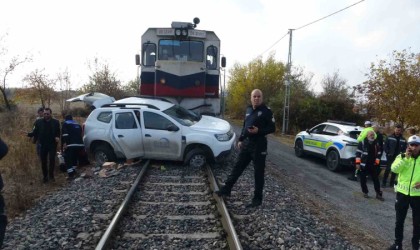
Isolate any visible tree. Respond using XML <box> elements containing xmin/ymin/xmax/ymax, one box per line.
<box><xmin>363</xmin><ymin>49</ymin><xmax>420</xmax><ymax>128</ymax></box>
<box><xmin>0</xmin><ymin>34</ymin><xmax>31</xmax><ymax>110</ymax></box>
<box><xmin>23</xmin><ymin>69</ymin><xmax>56</xmax><ymax>108</ymax></box>
<box><xmin>226</xmin><ymin>54</ymin><xmax>286</xmax><ymax>119</ymax></box>
<box><xmin>122</xmin><ymin>79</ymin><xmax>139</xmax><ymax>96</ymax></box>
<box><xmin>81</xmin><ymin>58</ymin><xmax>124</xmax><ymax>99</ymax></box>
<box><xmin>57</xmin><ymin>69</ymin><xmax>72</xmax><ymax>112</ymax></box>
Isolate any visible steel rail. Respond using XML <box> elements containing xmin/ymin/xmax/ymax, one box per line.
<box><xmin>205</xmin><ymin>165</ymin><xmax>242</xmax><ymax>250</ymax></box>
<box><xmin>95</xmin><ymin>159</ymin><xmax>150</xmax><ymax>250</ymax></box>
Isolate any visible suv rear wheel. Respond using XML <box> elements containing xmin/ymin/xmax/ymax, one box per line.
<box><xmin>93</xmin><ymin>145</ymin><xmax>116</xmax><ymax>167</ymax></box>
<box><xmin>185</xmin><ymin>148</ymin><xmax>207</xmax><ymax>168</ymax></box>
<box><xmin>326</xmin><ymin>150</ymin><xmax>341</xmax><ymax>172</ymax></box>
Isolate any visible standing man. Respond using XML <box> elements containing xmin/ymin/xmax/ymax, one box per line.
<box><xmin>61</xmin><ymin>114</ymin><xmax>85</xmax><ymax>180</ymax></box>
<box><xmin>355</xmin><ymin>130</ymin><xmax>384</xmax><ymax>200</ymax></box>
<box><xmin>383</xmin><ymin>125</ymin><xmax>407</xmax><ymax>188</ymax></box>
<box><xmin>388</xmin><ymin>135</ymin><xmax>420</xmax><ymax>250</ymax></box>
<box><xmin>26</xmin><ymin>107</ymin><xmax>44</xmax><ymax>158</ymax></box>
<box><xmin>32</xmin><ymin>108</ymin><xmax>61</xmax><ymax>183</ymax></box>
<box><xmin>0</xmin><ymin>137</ymin><xmax>8</xmax><ymax>248</ymax></box>
<box><xmin>215</xmin><ymin>89</ymin><xmax>276</xmax><ymax>208</ymax></box>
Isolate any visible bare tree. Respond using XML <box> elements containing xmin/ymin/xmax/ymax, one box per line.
<box><xmin>24</xmin><ymin>69</ymin><xmax>56</xmax><ymax>108</ymax></box>
<box><xmin>57</xmin><ymin>69</ymin><xmax>72</xmax><ymax>112</ymax></box>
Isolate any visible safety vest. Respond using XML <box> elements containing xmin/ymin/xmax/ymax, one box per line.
<box><xmin>392</xmin><ymin>155</ymin><xmax>420</xmax><ymax>196</ymax></box>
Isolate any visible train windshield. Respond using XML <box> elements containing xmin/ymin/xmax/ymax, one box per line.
<box><xmin>159</xmin><ymin>40</ymin><xmax>204</xmax><ymax>62</ymax></box>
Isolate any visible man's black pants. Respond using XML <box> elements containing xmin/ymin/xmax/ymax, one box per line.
<box><xmin>359</xmin><ymin>164</ymin><xmax>381</xmax><ymax>194</ymax></box>
<box><xmin>40</xmin><ymin>144</ymin><xmax>57</xmax><ymax>180</ymax></box>
<box><xmin>224</xmin><ymin>141</ymin><xmax>267</xmax><ymax>201</ymax></box>
<box><xmin>394</xmin><ymin>192</ymin><xmax>420</xmax><ymax>248</ymax></box>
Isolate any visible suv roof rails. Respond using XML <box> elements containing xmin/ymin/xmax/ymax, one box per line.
<box><xmin>327</xmin><ymin>120</ymin><xmax>357</xmax><ymax>126</ymax></box>
<box><xmin>101</xmin><ymin>103</ymin><xmax>159</xmax><ymax>110</ymax></box>
<box><xmin>123</xmin><ymin>95</ymin><xmax>172</xmax><ymax>103</ymax></box>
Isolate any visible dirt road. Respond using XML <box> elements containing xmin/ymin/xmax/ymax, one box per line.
<box><xmin>231</xmin><ymin>124</ymin><xmax>410</xmax><ymax>249</ymax></box>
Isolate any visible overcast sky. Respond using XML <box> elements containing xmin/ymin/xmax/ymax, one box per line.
<box><xmin>1</xmin><ymin>0</ymin><xmax>419</xmax><ymax>93</ymax></box>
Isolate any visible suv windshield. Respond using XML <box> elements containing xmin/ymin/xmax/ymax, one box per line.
<box><xmin>163</xmin><ymin>105</ymin><xmax>201</xmax><ymax>126</ymax></box>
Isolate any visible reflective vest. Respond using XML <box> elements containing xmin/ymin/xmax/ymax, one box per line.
<box><xmin>392</xmin><ymin>155</ymin><xmax>420</xmax><ymax>196</ymax></box>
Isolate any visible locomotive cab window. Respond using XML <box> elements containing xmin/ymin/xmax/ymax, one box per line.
<box><xmin>159</xmin><ymin>40</ymin><xmax>203</xmax><ymax>62</ymax></box>
<box><xmin>206</xmin><ymin>46</ymin><xmax>218</xmax><ymax>69</ymax></box>
<box><xmin>142</xmin><ymin>43</ymin><xmax>156</xmax><ymax>67</ymax></box>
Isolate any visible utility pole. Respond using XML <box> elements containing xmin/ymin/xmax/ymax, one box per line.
<box><xmin>282</xmin><ymin>29</ymin><xmax>293</xmax><ymax>135</ymax></box>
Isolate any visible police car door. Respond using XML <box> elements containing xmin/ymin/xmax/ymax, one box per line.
<box><xmin>112</xmin><ymin>110</ymin><xmax>144</xmax><ymax>159</ymax></box>
<box><xmin>141</xmin><ymin>110</ymin><xmax>183</xmax><ymax>160</ymax></box>
<box><xmin>305</xmin><ymin>124</ymin><xmax>327</xmax><ymax>156</ymax></box>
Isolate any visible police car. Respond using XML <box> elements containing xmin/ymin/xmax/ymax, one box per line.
<box><xmin>294</xmin><ymin>121</ymin><xmax>363</xmax><ymax>171</ymax></box>
<box><xmin>67</xmin><ymin>93</ymin><xmax>236</xmax><ymax>168</ymax></box>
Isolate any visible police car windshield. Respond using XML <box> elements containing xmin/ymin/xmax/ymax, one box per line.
<box><xmin>163</xmin><ymin>105</ymin><xmax>201</xmax><ymax>126</ymax></box>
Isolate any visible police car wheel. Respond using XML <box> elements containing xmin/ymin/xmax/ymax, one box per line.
<box><xmin>94</xmin><ymin>145</ymin><xmax>116</xmax><ymax>167</ymax></box>
<box><xmin>185</xmin><ymin>148</ymin><xmax>207</xmax><ymax>168</ymax></box>
<box><xmin>326</xmin><ymin>150</ymin><xmax>341</xmax><ymax>172</ymax></box>
<box><xmin>295</xmin><ymin>140</ymin><xmax>305</xmax><ymax>158</ymax></box>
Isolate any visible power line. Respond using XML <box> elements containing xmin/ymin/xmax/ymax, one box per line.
<box><xmin>295</xmin><ymin>0</ymin><xmax>365</xmax><ymax>31</ymax></box>
<box><xmin>258</xmin><ymin>0</ymin><xmax>365</xmax><ymax>57</ymax></box>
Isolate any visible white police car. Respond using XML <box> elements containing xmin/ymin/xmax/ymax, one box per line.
<box><xmin>294</xmin><ymin>121</ymin><xmax>363</xmax><ymax>171</ymax></box>
<box><xmin>67</xmin><ymin>93</ymin><xmax>235</xmax><ymax>168</ymax></box>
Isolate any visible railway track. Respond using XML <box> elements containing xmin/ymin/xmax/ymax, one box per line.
<box><xmin>96</xmin><ymin>160</ymin><xmax>242</xmax><ymax>250</ymax></box>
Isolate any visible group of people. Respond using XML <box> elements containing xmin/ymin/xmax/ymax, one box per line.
<box><xmin>27</xmin><ymin>107</ymin><xmax>86</xmax><ymax>183</ymax></box>
<box><xmin>352</xmin><ymin>120</ymin><xmax>420</xmax><ymax>250</ymax></box>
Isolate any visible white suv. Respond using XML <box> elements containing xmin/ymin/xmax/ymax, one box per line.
<box><xmin>294</xmin><ymin>121</ymin><xmax>363</xmax><ymax>171</ymax></box>
<box><xmin>70</xmin><ymin>94</ymin><xmax>235</xmax><ymax>168</ymax></box>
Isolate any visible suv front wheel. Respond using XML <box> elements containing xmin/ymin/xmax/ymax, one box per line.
<box><xmin>294</xmin><ymin>139</ymin><xmax>305</xmax><ymax>158</ymax></box>
<box><xmin>93</xmin><ymin>145</ymin><xmax>116</xmax><ymax>167</ymax></box>
<box><xmin>185</xmin><ymin>148</ymin><xmax>207</xmax><ymax>168</ymax></box>
<box><xmin>326</xmin><ymin>149</ymin><xmax>341</xmax><ymax>172</ymax></box>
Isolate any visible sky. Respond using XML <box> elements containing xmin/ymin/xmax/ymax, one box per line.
<box><xmin>1</xmin><ymin>0</ymin><xmax>419</xmax><ymax>93</ymax></box>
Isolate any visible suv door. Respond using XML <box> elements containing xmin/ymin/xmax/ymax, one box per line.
<box><xmin>112</xmin><ymin>110</ymin><xmax>144</xmax><ymax>159</ymax></box>
<box><xmin>141</xmin><ymin>110</ymin><xmax>183</xmax><ymax>160</ymax></box>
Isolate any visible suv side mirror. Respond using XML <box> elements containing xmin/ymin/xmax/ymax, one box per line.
<box><xmin>221</xmin><ymin>57</ymin><xmax>226</xmax><ymax>68</ymax></box>
<box><xmin>167</xmin><ymin>124</ymin><xmax>179</xmax><ymax>132</ymax></box>
<box><xmin>306</xmin><ymin>129</ymin><xmax>311</xmax><ymax>134</ymax></box>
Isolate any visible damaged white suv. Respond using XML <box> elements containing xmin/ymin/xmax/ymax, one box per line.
<box><xmin>69</xmin><ymin>93</ymin><xmax>235</xmax><ymax>167</ymax></box>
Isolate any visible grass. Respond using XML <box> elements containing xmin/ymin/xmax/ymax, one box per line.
<box><xmin>0</xmin><ymin>108</ymin><xmax>69</xmax><ymax>218</ymax></box>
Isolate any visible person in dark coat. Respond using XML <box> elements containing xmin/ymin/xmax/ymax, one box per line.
<box><xmin>383</xmin><ymin>125</ymin><xmax>407</xmax><ymax>187</ymax></box>
<box><xmin>61</xmin><ymin>114</ymin><xmax>85</xmax><ymax>179</ymax></box>
<box><xmin>32</xmin><ymin>108</ymin><xmax>61</xmax><ymax>183</ymax></box>
<box><xmin>215</xmin><ymin>89</ymin><xmax>276</xmax><ymax>208</ymax></box>
<box><xmin>355</xmin><ymin>130</ymin><xmax>384</xmax><ymax>201</ymax></box>
<box><xmin>0</xmin><ymin>137</ymin><xmax>9</xmax><ymax>248</ymax></box>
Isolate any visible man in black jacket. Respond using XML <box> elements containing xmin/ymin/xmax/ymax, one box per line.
<box><xmin>216</xmin><ymin>89</ymin><xmax>276</xmax><ymax>208</ymax></box>
<box><xmin>0</xmin><ymin>137</ymin><xmax>9</xmax><ymax>248</ymax></box>
<box><xmin>33</xmin><ymin>108</ymin><xmax>61</xmax><ymax>183</ymax></box>
<box><xmin>383</xmin><ymin>125</ymin><xmax>407</xmax><ymax>187</ymax></box>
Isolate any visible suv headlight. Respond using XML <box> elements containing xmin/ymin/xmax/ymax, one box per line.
<box><xmin>215</xmin><ymin>128</ymin><xmax>234</xmax><ymax>142</ymax></box>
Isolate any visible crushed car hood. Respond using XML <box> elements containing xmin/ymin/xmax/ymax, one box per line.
<box><xmin>191</xmin><ymin>115</ymin><xmax>231</xmax><ymax>133</ymax></box>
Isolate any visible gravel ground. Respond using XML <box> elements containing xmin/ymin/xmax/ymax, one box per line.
<box><xmin>3</xmin><ymin>154</ymin><xmax>364</xmax><ymax>250</ymax></box>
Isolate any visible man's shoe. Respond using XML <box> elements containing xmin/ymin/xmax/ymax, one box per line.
<box><xmin>376</xmin><ymin>192</ymin><xmax>385</xmax><ymax>201</ymax></box>
<box><xmin>387</xmin><ymin>243</ymin><xmax>402</xmax><ymax>250</ymax></box>
<box><xmin>215</xmin><ymin>186</ymin><xmax>231</xmax><ymax>197</ymax></box>
<box><xmin>246</xmin><ymin>199</ymin><xmax>262</xmax><ymax>208</ymax></box>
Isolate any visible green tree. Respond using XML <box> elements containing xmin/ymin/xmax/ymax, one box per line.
<box><xmin>226</xmin><ymin>54</ymin><xmax>286</xmax><ymax>119</ymax></box>
<box><xmin>364</xmin><ymin>49</ymin><xmax>420</xmax><ymax>128</ymax></box>
<box><xmin>81</xmin><ymin>58</ymin><xmax>124</xmax><ymax>99</ymax></box>
<box><xmin>122</xmin><ymin>79</ymin><xmax>139</xmax><ymax>96</ymax></box>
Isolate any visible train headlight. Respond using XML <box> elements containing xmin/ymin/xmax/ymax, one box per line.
<box><xmin>182</xmin><ymin>29</ymin><xmax>188</xmax><ymax>36</ymax></box>
<box><xmin>160</xmin><ymin>78</ymin><xmax>166</xmax><ymax>84</ymax></box>
<box><xmin>195</xmin><ymin>80</ymin><xmax>200</xmax><ymax>86</ymax></box>
<box><xmin>175</xmin><ymin>29</ymin><xmax>181</xmax><ymax>36</ymax></box>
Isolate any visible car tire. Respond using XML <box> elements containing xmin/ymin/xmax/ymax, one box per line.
<box><xmin>294</xmin><ymin>139</ymin><xmax>305</xmax><ymax>158</ymax></box>
<box><xmin>185</xmin><ymin>148</ymin><xmax>207</xmax><ymax>168</ymax></box>
<box><xmin>93</xmin><ymin>145</ymin><xmax>116</xmax><ymax>167</ymax></box>
<box><xmin>326</xmin><ymin>149</ymin><xmax>341</xmax><ymax>172</ymax></box>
